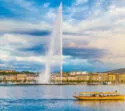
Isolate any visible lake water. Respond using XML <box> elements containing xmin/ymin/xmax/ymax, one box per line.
<box><xmin>0</xmin><ymin>85</ymin><xmax>125</xmax><ymax>111</ymax></box>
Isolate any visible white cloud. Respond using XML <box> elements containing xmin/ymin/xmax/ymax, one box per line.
<box><xmin>2</xmin><ymin>0</ymin><xmax>39</xmax><ymax>13</ymax></box>
<box><xmin>75</xmin><ymin>0</ymin><xmax>88</xmax><ymax>5</ymax></box>
<box><xmin>0</xmin><ymin>0</ymin><xmax>57</xmax><ymax>22</ymax></box>
<box><xmin>45</xmin><ymin>9</ymin><xmax>56</xmax><ymax>21</ymax></box>
<box><xmin>0</xmin><ymin>33</ymin><xmax>47</xmax><ymax>49</ymax></box>
<box><xmin>0</xmin><ymin>33</ymin><xmax>48</xmax><ymax>64</ymax></box>
<box><xmin>0</xmin><ymin>19</ymin><xmax>51</xmax><ymax>33</ymax></box>
<box><xmin>43</xmin><ymin>3</ymin><xmax>50</xmax><ymax>8</ymax></box>
<box><xmin>62</xmin><ymin>1</ymin><xmax>125</xmax><ymax>67</ymax></box>
<box><xmin>0</xmin><ymin>33</ymin><xmax>67</xmax><ymax>67</ymax></box>
<box><xmin>1</xmin><ymin>0</ymin><xmax>125</xmax><ymax>70</ymax></box>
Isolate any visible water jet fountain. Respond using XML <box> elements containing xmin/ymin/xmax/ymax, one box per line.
<box><xmin>38</xmin><ymin>3</ymin><xmax>63</xmax><ymax>84</ymax></box>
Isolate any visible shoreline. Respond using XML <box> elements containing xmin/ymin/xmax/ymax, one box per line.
<box><xmin>0</xmin><ymin>83</ymin><xmax>124</xmax><ymax>86</ymax></box>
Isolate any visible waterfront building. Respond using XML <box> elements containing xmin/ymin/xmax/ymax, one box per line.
<box><xmin>17</xmin><ymin>74</ymin><xmax>27</xmax><ymax>82</ymax></box>
<box><xmin>50</xmin><ymin>73</ymin><xmax>68</xmax><ymax>82</ymax></box>
<box><xmin>5</xmin><ymin>74</ymin><xmax>17</xmax><ymax>82</ymax></box>
<box><xmin>119</xmin><ymin>74</ymin><xmax>125</xmax><ymax>83</ymax></box>
<box><xmin>0</xmin><ymin>75</ymin><xmax>4</xmax><ymax>82</ymax></box>
<box><xmin>0</xmin><ymin>70</ymin><xmax>15</xmax><ymax>73</ymax></box>
<box><xmin>0</xmin><ymin>69</ymin><xmax>125</xmax><ymax>84</ymax></box>
<box><xmin>54</xmin><ymin>76</ymin><xmax>67</xmax><ymax>82</ymax></box>
<box><xmin>69</xmin><ymin>71</ymin><xmax>88</xmax><ymax>76</ymax></box>
<box><xmin>108</xmin><ymin>73</ymin><xmax>116</xmax><ymax>82</ymax></box>
<box><xmin>67</xmin><ymin>76</ymin><xmax>77</xmax><ymax>82</ymax></box>
<box><xmin>89</xmin><ymin>74</ymin><xmax>100</xmax><ymax>81</ymax></box>
<box><xmin>101</xmin><ymin>73</ymin><xmax>109</xmax><ymax>82</ymax></box>
<box><xmin>0</xmin><ymin>70</ymin><xmax>39</xmax><ymax>83</ymax></box>
<box><xmin>26</xmin><ymin>74</ymin><xmax>38</xmax><ymax>83</ymax></box>
<box><xmin>77</xmin><ymin>75</ymin><xmax>89</xmax><ymax>82</ymax></box>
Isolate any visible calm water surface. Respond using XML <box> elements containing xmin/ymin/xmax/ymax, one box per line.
<box><xmin>0</xmin><ymin>85</ymin><xmax>125</xmax><ymax>111</ymax></box>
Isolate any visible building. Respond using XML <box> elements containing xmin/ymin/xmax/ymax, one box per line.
<box><xmin>51</xmin><ymin>76</ymin><xmax>67</xmax><ymax>82</ymax></box>
<box><xmin>0</xmin><ymin>70</ymin><xmax>15</xmax><ymax>73</ymax></box>
<box><xmin>0</xmin><ymin>75</ymin><xmax>4</xmax><ymax>82</ymax></box>
<box><xmin>69</xmin><ymin>71</ymin><xmax>88</xmax><ymax>76</ymax></box>
<box><xmin>26</xmin><ymin>74</ymin><xmax>38</xmax><ymax>83</ymax></box>
<box><xmin>119</xmin><ymin>74</ymin><xmax>125</xmax><ymax>83</ymax></box>
<box><xmin>77</xmin><ymin>75</ymin><xmax>89</xmax><ymax>82</ymax></box>
<box><xmin>50</xmin><ymin>72</ymin><xmax>125</xmax><ymax>84</ymax></box>
<box><xmin>0</xmin><ymin>70</ymin><xmax>39</xmax><ymax>83</ymax></box>
<box><xmin>89</xmin><ymin>74</ymin><xmax>100</xmax><ymax>81</ymax></box>
<box><xmin>5</xmin><ymin>74</ymin><xmax>17</xmax><ymax>82</ymax></box>
<box><xmin>108</xmin><ymin>73</ymin><xmax>116</xmax><ymax>82</ymax></box>
<box><xmin>67</xmin><ymin>76</ymin><xmax>77</xmax><ymax>82</ymax></box>
<box><xmin>51</xmin><ymin>74</ymin><xmax>90</xmax><ymax>82</ymax></box>
<box><xmin>100</xmin><ymin>73</ymin><xmax>109</xmax><ymax>82</ymax></box>
<box><xmin>17</xmin><ymin>74</ymin><xmax>27</xmax><ymax>82</ymax></box>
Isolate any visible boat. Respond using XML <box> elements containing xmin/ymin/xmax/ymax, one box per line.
<box><xmin>103</xmin><ymin>82</ymin><xmax>112</xmax><ymax>85</ymax></box>
<box><xmin>87</xmin><ymin>82</ymin><xmax>100</xmax><ymax>85</ymax></box>
<box><xmin>73</xmin><ymin>91</ymin><xmax>125</xmax><ymax>100</ymax></box>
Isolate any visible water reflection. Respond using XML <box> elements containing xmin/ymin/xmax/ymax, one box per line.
<box><xmin>74</xmin><ymin>100</ymin><xmax>125</xmax><ymax>111</ymax></box>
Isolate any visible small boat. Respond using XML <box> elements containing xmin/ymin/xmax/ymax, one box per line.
<box><xmin>87</xmin><ymin>82</ymin><xmax>99</xmax><ymax>85</ymax></box>
<box><xmin>73</xmin><ymin>91</ymin><xmax>125</xmax><ymax>100</ymax></box>
<box><xmin>103</xmin><ymin>82</ymin><xmax>112</xmax><ymax>85</ymax></box>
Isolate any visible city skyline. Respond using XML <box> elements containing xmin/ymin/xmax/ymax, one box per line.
<box><xmin>0</xmin><ymin>0</ymin><xmax>125</xmax><ymax>72</ymax></box>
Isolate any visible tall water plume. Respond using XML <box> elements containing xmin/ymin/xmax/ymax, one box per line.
<box><xmin>38</xmin><ymin>3</ymin><xmax>63</xmax><ymax>83</ymax></box>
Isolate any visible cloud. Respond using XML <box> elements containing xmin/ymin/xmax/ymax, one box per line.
<box><xmin>0</xmin><ymin>33</ymin><xmax>49</xmax><ymax>64</ymax></box>
<box><xmin>43</xmin><ymin>3</ymin><xmax>50</xmax><ymax>8</ymax></box>
<box><xmin>62</xmin><ymin>0</ymin><xmax>125</xmax><ymax>69</ymax></box>
<box><xmin>63</xmin><ymin>56</ymin><xmax>109</xmax><ymax>72</ymax></box>
<box><xmin>0</xmin><ymin>33</ymin><xmax>67</xmax><ymax>71</ymax></box>
<box><xmin>75</xmin><ymin>0</ymin><xmax>88</xmax><ymax>5</ymax></box>
<box><xmin>0</xmin><ymin>0</ymin><xmax>125</xmax><ymax>72</ymax></box>
<box><xmin>1</xmin><ymin>0</ymin><xmax>39</xmax><ymax>15</ymax></box>
<box><xmin>63</xmin><ymin>48</ymin><xmax>106</xmax><ymax>59</ymax></box>
<box><xmin>0</xmin><ymin>19</ymin><xmax>51</xmax><ymax>33</ymax></box>
<box><xmin>0</xmin><ymin>0</ymin><xmax>58</xmax><ymax>22</ymax></box>
<box><xmin>0</xmin><ymin>35</ymin><xmax>46</xmax><ymax>72</ymax></box>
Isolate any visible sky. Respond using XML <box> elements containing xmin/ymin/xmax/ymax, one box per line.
<box><xmin>0</xmin><ymin>0</ymin><xmax>125</xmax><ymax>72</ymax></box>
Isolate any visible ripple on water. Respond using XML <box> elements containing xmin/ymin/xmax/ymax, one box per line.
<box><xmin>0</xmin><ymin>85</ymin><xmax>124</xmax><ymax>111</ymax></box>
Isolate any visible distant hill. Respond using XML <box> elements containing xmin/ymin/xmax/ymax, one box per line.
<box><xmin>104</xmin><ymin>68</ymin><xmax>125</xmax><ymax>74</ymax></box>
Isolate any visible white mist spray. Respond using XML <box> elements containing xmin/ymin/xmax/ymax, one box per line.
<box><xmin>38</xmin><ymin>3</ymin><xmax>63</xmax><ymax>83</ymax></box>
